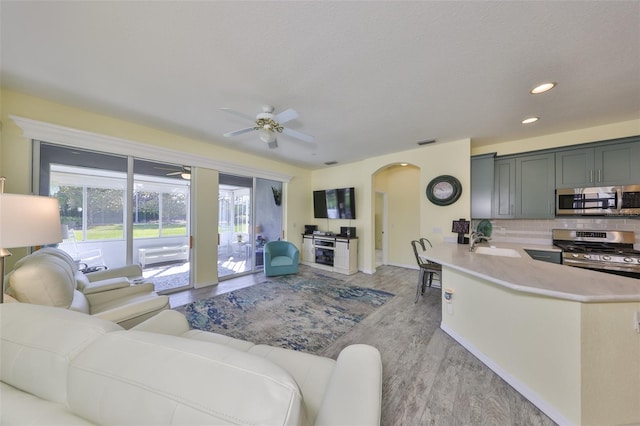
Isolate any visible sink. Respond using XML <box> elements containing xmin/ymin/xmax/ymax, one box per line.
<box><xmin>474</xmin><ymin>246</ymin><xmax>521</xmax><ymax>258</ymax></box>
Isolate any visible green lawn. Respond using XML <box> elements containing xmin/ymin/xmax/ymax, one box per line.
<box><xmin>77</xmin><ymin>224</ymin><xmax>187</xmax><ymax>240</ymax></box>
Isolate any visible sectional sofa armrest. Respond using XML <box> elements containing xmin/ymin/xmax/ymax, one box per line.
<box><xmin>85</xmin><ymin>264</ymin><xmax>143</xmax><ymax>281</ymax></box>
<box><xmin>84</xmin><ymin>282</ymin><xmax>157</xmax><ymax>305</ymax></box>
<box><xmin>314</xmin><ymin>344</ymin><xmax>383</xmax><ymax>426</ymax></box>
<box><xmin>78</xmin><ymin>276</ymin><xmax>131</xmax><ymax>295</ymax></box>
<box><xmin>131</xmin><ymin>310</ymin><xmax>191</xmax><ymax>335</ymax></box>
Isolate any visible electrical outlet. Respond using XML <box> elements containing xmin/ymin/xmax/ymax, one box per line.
<box><xmin>635</xmin><ymin>312</ymin><xmax>640</xmax><ymax>334</ymax></box>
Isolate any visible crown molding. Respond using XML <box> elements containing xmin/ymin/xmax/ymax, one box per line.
<box><xmin>9</xmin><ymin>115</ymin><xmax>293</xmax><ymax>182</ymax></box>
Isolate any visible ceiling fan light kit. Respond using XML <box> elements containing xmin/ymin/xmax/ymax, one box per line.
<box><xmin>221</xmin><ymin>105</ymin><xmax>314</xmax><ymax>149</ymax></box>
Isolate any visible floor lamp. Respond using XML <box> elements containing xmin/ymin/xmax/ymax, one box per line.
<box><xmin>0</xmin><ymin>184</ymin><xmax>62</xmax><ymax>303</ymax></box>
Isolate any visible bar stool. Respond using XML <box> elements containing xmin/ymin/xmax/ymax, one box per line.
<box><xmin>411</xmin><ymin>239</ymin><xmax>442</xmax><ymax>302</ymax></box>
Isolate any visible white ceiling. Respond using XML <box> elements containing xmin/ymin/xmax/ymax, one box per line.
<box><xmin>2</xmin><ymin>1</ymin><xmax>639</xmax><ymax>169</ymax></box>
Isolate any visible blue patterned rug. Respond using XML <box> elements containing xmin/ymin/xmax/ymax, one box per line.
<box><xmin>175</xmin><ymin>272</ymin><xmax>394</xmax><ymax>353</ymax></box>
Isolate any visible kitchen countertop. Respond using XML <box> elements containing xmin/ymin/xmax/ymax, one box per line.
<box><xmin>421</xmin><ymin>242</ymin><xmax>640</xmax><ymax>303</ymax></box>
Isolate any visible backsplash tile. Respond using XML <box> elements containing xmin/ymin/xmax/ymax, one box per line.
<box><xmin>474</xmin><ymin>218</ymin><xmax>640</xmax><ymax>248</ymax></box>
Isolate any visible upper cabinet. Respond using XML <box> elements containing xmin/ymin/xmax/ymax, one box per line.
<box><xmin>471</xmin><ymin>135</ymin><xmax>639</xmax><ymax>220</ymax></box>
<box><xmin>556</xmin><ymin>138</ymin><xmax>640</xmax><ymax>188</ymax></box>
<box><xmin>492</xmin><ymin>153</ymin><xmax>555</xmax><ymax>219</ymax></box>
<box><xmin>515</xmin><ymin>153</ymin><xmax>555</xmax><ymax>218</ymax></box>
<box><xmin>493</xmin><ymin>158</ymin><xmax>515</xmax><ymax>218</ymax></box>
<box><xmin>471</xmin><ymin>153</ymin><xmax>495</xmax><ymax>219</ymax></box>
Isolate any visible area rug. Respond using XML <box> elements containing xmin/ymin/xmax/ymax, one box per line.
<box><xmin>175</xmin><ymin>272</ymin><xmax>394</xmax><ymax>353</ymax></box>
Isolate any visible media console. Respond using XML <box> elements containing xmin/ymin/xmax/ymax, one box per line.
<box><xmin>301</xmin><ymin>234</ymin><xmax>358</xmax><ymax>275</ymax></box>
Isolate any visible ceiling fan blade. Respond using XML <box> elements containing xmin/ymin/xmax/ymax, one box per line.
<box><xmin>282</xmin><ymin>127</ymin><xmax>314</xmax><ymax>143</ymax></box>
<box><xmin>220</xmin><ymin>108</ymin><xmax>255</xmax><ymax>122</ymax></box>
<box><xmin>224</xmin><ymin>127</ymin><xmax>255</xmax><ymax>138</ymax></box>
<box><xmin>275</xmin><ymin>108</ymin><xmax>299</xmax><ymax>124</ymax></box>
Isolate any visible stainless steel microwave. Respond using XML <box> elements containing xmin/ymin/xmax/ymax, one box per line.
<box><xmin>556</xmin><ymin>185</ymin><xmax>640</xmax><ymax>216</ymax></box>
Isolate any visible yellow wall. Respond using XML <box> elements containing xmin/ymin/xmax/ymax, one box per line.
<box><xmin>310</xmin><ymin>138</ymin><xmax>471</xmax><ymax>273</ymax></box>
<box><xmin>373</xmin><ymin>165</ymin><xmax>420</xmax><ymax>267</ymax></box>
<box><xmin>2</xmin><ymin>88</ymin><xmax>638</xmax><ymax>276</ymax></box>
<box><xmin>472</xmin><ymin>118</ymin><xmax>640</xmax><ymax>157</ymax></box>
<box><xmin>0</xmin><ymin>89</ymin><xmax>311</xmax><ymax>273</ymax></box>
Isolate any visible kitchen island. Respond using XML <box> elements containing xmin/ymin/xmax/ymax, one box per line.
<box><xmin>422</xmin><ymin>242</ymin><xmax>640</xmax><ymax>426</ymax></box>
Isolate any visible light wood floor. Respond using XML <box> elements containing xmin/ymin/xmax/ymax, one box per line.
<box><xmin>169</xmin><ymin>265</ymin><xmax>556</xmax><ymax>426</ymax></box>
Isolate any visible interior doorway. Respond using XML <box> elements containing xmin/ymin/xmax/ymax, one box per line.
<box><xmin>375</xmin><ymin>191</ymin><xmax>386</xmax><ymax>266</ymax></box>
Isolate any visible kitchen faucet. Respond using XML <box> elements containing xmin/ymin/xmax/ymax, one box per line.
<box><xmin>469</xmin><ymin>232</ymin><xmax>492</xmax><ymax>252</ymax></box>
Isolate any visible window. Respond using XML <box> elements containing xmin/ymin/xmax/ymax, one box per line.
<box><xmin>51</xmin><ymin>164</ymin><xmax>126</xmax><ymax>241</ymax></box>
<box><xmin>39</xmin><ymin>144</ymin><xmax>191</xmax><ymax>293</ymax></box>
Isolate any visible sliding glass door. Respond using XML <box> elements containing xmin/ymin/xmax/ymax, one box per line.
<box><xmin>132</xmin><ymin>159</ymin><xmax>191</xmax><ymax>292</ymax></box>
<box><xmin>38</xmin><ymin>143</ymin><xmax>192</xmax><ymax>293</ymax></box>
<box><xmin>218</xmin><ymin>174</ymin><xmax>253</xmax><ymax>279</ymax></box>
<box><xmin>217</xmin><ymin>174</ymin><xmax>283</xmax><ymax>279</ymax></box>
<box><xmin>254</xmin><ymin>178</ymin><xmax>283</xmax><ymax>269</ymax></box>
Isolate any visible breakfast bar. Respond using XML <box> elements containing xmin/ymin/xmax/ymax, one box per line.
<box><xmin>422</xmin><ymin>242</ymin><xmax>640</xmax><ymax>426</ymax></box>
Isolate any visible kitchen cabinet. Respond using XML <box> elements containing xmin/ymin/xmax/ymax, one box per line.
<box><xmin>555</xmin><ymin>138</ymin><xmax>640</xmax><ymax>188</ymax></box>
<box><xmin>471</xmin><ymin>153</ymin><xmax>495</xmax><ymax>219</ymax></box>
<box><xmin>493</xmin><ymin>153</ymin><xmax>555</xmax><ymax>219</ymax></box>
<box><xmin>515</xmin><ymin>153</ymin><xmax>555</xmax><ymax>218</ymax></box>
<box><xmin>523</xmin><ymin>248</ymin><xmax>562</xmax><ymax>264</ymax></box>
<box><xmin>492</xmin><ymin>158</ymin><xmax>515</xmax><ymax>218</ymax></box>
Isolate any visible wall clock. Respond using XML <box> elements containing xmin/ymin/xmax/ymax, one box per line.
<box><xmin>426</xmin><ymin>175</ymin><xmax>462</xmax><ymax>206</ymax></box>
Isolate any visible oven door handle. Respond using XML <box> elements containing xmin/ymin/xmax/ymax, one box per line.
<box><xmin>616</xmin><ymin>187</ymin><xmax>623</xmax><ymax>214</ymax></box>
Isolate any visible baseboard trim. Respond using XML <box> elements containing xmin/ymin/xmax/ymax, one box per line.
<box><xmin>440</xmin><ymin>322</ymin><xmax>573</xmax><ymax>426</ymax></box>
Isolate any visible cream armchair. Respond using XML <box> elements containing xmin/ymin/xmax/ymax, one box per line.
<box><xmin>4</xmin><ymin>248</ymin><xmax>169</xmax><ymax>328</ymax></box>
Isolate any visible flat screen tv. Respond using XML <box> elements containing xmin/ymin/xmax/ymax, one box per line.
<box><xmin>313</xmin><ymin>187</ymin><xmax>356</xmax><ymax>219</ymax></box>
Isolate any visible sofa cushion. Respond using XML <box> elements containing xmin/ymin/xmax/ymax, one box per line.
<box><xmin>272</xmin><ymin>255</ymin><xmax>295</xmax><ymax>266</ymax></box>
<box><xmin>67</xmin><ymin>330</ymin><xmax>309</xmax><ymax>425</ymax></box>
<box><xmin>183</xmin><ymin>329</ymin><xmax>257</xmax><ymax>352</ymax></box>
<box><xmin>249</xmin><ymin>344</ymin><xmax>336</xmax><ymax>425</ymax></box>
<box><xmin>0</xmin><ymin>304</ymin><xmax>122</xmax><ymax>404</ymax></box>
<box><xmin>0</xmin><ymin>382</ymin><xmax>93</xmax><ymax>426</ymax></box>
<box><xmin>7</xmin><ymin>255</ymin><xmax>75</xmax><ymax>308</ymax></box>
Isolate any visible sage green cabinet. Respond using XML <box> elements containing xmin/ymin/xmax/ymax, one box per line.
<box><xmin>493</xmin><ymin>158</ymin><xmax>515</xmax><ymax>218</ymax></box>
<box><xmin>493</xmin><ymin>153</ymin><xmax>555</xmax><ymax>219</ymax></box>
<box><xmin>471</xmin><ymin>153</ymin><xmax>495</xmax><ymax>219</ymax></box>
<box><xmin>515</xmin><ymin>153</ymin><xmax>555</xmax><ymax>218</ymax></box>
<box><xmin>555</xmin><ymin>139</ymin><xmax>640</xmax><ymax>188</ymax></box>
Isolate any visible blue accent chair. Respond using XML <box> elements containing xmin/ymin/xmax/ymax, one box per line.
<box><xmin>263</xmin><ymin>241</ymin><xmax>299</xmax><ymax>277</ymax></box>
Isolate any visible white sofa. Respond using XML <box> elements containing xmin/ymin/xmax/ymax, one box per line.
<box><xmin>4</xmin><ymin>247</ymin><xmax>169</xmax><ymax>329</ymax></box>
<box><xmin>0</xmin><ymin>303</ymin><xmax>383</xmax><ymax>425</ymax></box>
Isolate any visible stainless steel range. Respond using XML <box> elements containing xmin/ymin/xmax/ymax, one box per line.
<box><xmin>552</xmin><ymin>229</ymin><xmax>640</xmax><ymax>277</ymax></box>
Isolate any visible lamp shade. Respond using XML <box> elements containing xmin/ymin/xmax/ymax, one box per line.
<box><xmin>0</xmin><ymin>193</ymin><xmax>62</xmax><ymax>248</ymax></box>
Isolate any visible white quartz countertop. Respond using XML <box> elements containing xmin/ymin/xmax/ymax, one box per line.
<box><xmin>422</xmin><ymin>242</ymin><xmax>640</xmax><ymax>303</ymax></box>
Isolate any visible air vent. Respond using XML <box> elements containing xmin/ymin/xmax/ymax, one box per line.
<box><xmin>417</xmin><ymin>139</ymin><xmax>436</xmax><ymax>146</ymax></box>
<box><xmin>324</xmin><ymin>161</ymin><xmax>338</xmax><ymax>165</ymax></box>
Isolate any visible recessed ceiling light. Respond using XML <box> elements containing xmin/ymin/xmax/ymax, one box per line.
<box><xmin>522</xmin><ymin>117</ymin><xmax>539</xmax><ymax>124</ymax></box>
<box><xmin>400</xmin><ymin>163</ymin><xmax>408</xmax><ymax>166</ymax></box>
<box><xmin>530</xmin><ymin>82</ymin><xmax>556</xmax><ymax>94</ymax></box>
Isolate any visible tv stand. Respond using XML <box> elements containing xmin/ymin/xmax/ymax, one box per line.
<box><xmin>301</xmin><ymin>234</ymin><xmax>358</xmax><ymax>275</ymax></box>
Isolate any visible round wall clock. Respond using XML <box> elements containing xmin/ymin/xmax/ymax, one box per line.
<box><xmin>426</xmin><ymin>175</ymin><xmax>462</xmax><ymax>206</ymax></box>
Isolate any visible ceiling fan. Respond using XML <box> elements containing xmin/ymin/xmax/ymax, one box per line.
<box><xmin>221</xmin><ymin>105</ymin><xmax>314</xmax><ymax>149</ymax></box>
<box><xmin>157</xmin><ymin>166</ymin><xmax>191</xmax><ymax>180</ymax></box>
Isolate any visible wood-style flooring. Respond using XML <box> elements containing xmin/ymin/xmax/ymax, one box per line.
<box><xmin>168</xmin><ymin>265</ymin><xmax>556</xmax><ymax>426</ymax></box>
